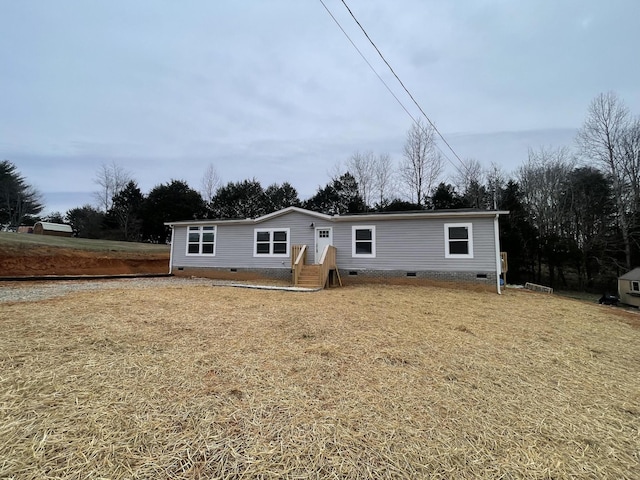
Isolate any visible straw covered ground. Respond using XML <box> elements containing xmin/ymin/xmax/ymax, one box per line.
<box><xmin>1</xmin><ymin>280</ymin><xmax>639</xmax><ymax>479</ymax></box>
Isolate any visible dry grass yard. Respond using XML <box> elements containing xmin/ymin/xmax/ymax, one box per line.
<box><xmin>1</xmin><ymin>281</ymin><xmax>639</xmax><ymax>479</ymax></box>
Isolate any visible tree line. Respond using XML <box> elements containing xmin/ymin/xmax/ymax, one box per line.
<box><xmin>2</xmin><ymin>92</ymin><xmax>639</xmax><ymax>291</ymax></box>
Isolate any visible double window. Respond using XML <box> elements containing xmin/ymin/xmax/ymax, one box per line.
<box><xmin>187</xmin><ymin>226</ymin><xmax>216</xmax><ymax>255</ymax></box>
<box><xmin>352</xmin><ymin>226</ymin><xmax>376</xmax><ymax>258</ymax></box>
<box><xmin>254</xmin><ymin>228</ymin><xmax>289</xmax><ymax>257</ymax></box>
<box><xmin>444</xmin><ymin>223</ymin><xmax>473</xmax><ymax>258</ymax></box>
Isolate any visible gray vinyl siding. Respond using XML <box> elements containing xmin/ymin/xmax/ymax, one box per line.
<box><xmin>333</xmin><ymin>217</ymin><xmax>496</xmax><ymax>272</ymax></box>
<box><xmin>171</xmin><ymin>211</ymin><xmax>319</xmax><ymax>269</ymax></box>
<box><xmin>170</xmin><ymin>212</ymin><xmax>498</xmax><ymax>273</ymax></box>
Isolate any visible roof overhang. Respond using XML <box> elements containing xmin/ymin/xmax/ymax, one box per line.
<box><xmin>332</xmin><ymin>210</ymin><xmax>510</xmax><ymax>222</ymax></box>
<box><xmin>165</xmin><ymin>207</ymin><xmax>510</xmax><ymax>227</ymax></box>
<box><xmin>619</xmin><ymin>267</ymin><xmax>640</xmax><ymax>280</ymax></box>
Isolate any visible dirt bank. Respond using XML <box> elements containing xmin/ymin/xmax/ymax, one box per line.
<box><xmin>0</xmin><ymin>246</ymin><xmax>169</xmax><ymax>276</ymax></box>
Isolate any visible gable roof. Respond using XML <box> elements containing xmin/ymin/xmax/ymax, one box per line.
<box><xmin>619</xmin><ymin>268</ymin><xmax>640</xmax><ymax>280</ymax></box>
<box><xmin>34</xmin><ymin>221</ymin><xmax>73</xmax><ymax>233</ymax></box>
<box><xmin>165</xmin><ymin>207</ymin><xmax>509</xmax><ymax>227</ymax></box>
<box><xmin>253</xmin><ymin>206</ymin><xmax>333</xmax><ymax>223</ymax></box>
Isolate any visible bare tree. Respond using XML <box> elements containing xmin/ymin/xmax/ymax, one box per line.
<box><xmin>94</xmin><ymin>161</ymin><xmax>132</xmax><ymax>212</ymax></box>
<box><xmin>400</xmin><ymin>119</ymin><xmax>443</xmax><ymax>206</ymax></box>
<box><xmin>345</xmin><ymin>151</ymin><xmax>375</xmax><ymax>209</ymax></box>
<box><xmin>372</xmin><ymin>153</ymin><xmax>396</xmax><ymax>207</ymax></box>
<box><xmin>326</xmin><ymin>161</ymin><xmax>344</xmax><ymax>183</ymax></box>
<box><xmin>200</xmin><ymin>163</ymin><xmax>221</xmax><ymax>204</ymax></box>
<box><xmin>518</xmin><ymin>146</ymin><xmax>573</xmax><ymax>285</ymax></box>
<box><xmin>576</xmin><ymin>92</ymin><xmax>633</xmax><ymax>269</ymax></box>
<box><xmin>485</xmin><ymin>162</ymin><xmax>506</xmax><ymax>209</ymax></box>
<box><xmin>453</xmin><ymin>158</ymin><xmax>483</xmax><ymax>193</ymax></box>
<box><xmin>453</xmin><ymin>158</ymin><xmax>486</xmax><ymax>208</ymax></box>
<box><xmin>621</xmin><ymin>118</ymin><xmax>640</xmax><ymax>218</ymax></box>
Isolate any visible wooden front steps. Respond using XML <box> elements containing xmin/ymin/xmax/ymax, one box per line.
<box><xmin>297</xmin><ymin>264</ymin><xmax>322</xmax><ymax>288</ymax></box>
<box><xmin>291</xmin><ymin>244</ymin><xmax>342</xmax><ymax>289</ymax></box>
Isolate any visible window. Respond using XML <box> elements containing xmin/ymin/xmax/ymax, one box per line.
<box><xmin>444</xmin><ymin>223</ymin><xmax>473</xmax><ymax>258</ymax></box>
<box><xmin>187</xmin><ymin>226</ymin><xmax>216</xmax><ymax>255</ymax></box>
<box><xmin>352</xmin><ymin>226</ymin><xmax>376</xmax><ymax>258</ymax></box>
<box><xmin>631</xmin><ymin>281</ymin><xmax>640</xmax><ymax>292</ymax></box>
<box><xmin>254</xmin><ymin>228</ymin><xmax>289</xmax><ymax>257</ymax></box>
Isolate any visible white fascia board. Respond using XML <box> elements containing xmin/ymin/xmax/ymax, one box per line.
<box><xmin>164</xmin><ymin>219</ymin><xmax>253</xmax><ymax>227</ymax></box>
<box><xmin>253</xmin><ymin>207</ymin><xmax>333</xmax><ymax>223</ymax></box>
<box><xmin>333</xmin><ymin>210</ymin><xmax>510</xmax><ymax>222</ymax></box>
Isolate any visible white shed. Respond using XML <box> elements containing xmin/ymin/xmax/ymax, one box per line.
<box><xmin>618</xmin><ymin>268</ymin><xmax>640</xmax><ymax>307</ymax></box>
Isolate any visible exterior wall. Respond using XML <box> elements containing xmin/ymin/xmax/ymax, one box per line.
<box><xmin>330</xmin><ymin>217</ymin><xmax>497</xmax><ymax>272</ymax></box>
<box><xmin>169</xmin><ymin>212</ymin><xmax>500</xmax><ymax>286</ymax></box>
<box><xmin>171</xmin><ymin>211</ymin><xmax>318</xmax><ymax>270</ymax></box>
<box><xmin>42</xmin><ymin>230</ymin><xmax>73</xmax><ymax>237</ymax></box>
<box><xmin>339</xmin><ymin>269</ymin><xmax>497</xmax><ymax>291</ymax></box>
<box><xmin>618</xmin><ymin>279</ymin><xmax>640</xmax><ymax>307</ymax></box>
<box><xmin>339</xmin><ymin>269</ymin><xmax>497</xmax><ymax>283</ymax></box>
<box><xmin>173</xmin><ymin>266</ymin><xmax>291</xmax><ymax>282</ymax></box>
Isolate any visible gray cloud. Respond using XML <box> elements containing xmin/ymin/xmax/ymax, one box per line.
<box><xmin>1</xmin><ymin>0</ymin><xmax>638</xmax><ymax>214</ymax></box>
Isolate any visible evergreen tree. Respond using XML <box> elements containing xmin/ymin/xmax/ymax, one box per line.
<box><xmin>0</xmin><ymin>160</ymin><xmax>44</xmax><ymax>226</ymax></box>
<box><xmin>430</xmin><ymin>183</ymin><xmax>466</xmax><ymax>209</ymax></box>
<box><xmin>264</xmin><ymin>182</ymin><xmax>301</xmax><ymax>212</ymax></box>
<box><xmin>107</xmin><ymin>180</ymin><xmax>145</xmax><ymax>241</ymax></box>
<box><xmin>304</xmin><ymin>172</ymin><xmax>365</xmax><ymax>215</ymax></box>
<box><xmin>65</xmin><ymin>205</ymin><xmax>105</xmax><ymax>238</ymax></box>
<box><xmin>209</xmin><ymin>179</ymin><xmax>268</xmax><ymax>219</ymax></box>
<box><xmin>143</xmin><ymin>180</ymin><xmax>205</xmax><ymax>243</ymax></box>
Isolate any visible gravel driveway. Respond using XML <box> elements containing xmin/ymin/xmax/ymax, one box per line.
<box><xmin>0</xmin><ymin>277</ymin><xmax>217</xmax><ymax>303</ymax></box>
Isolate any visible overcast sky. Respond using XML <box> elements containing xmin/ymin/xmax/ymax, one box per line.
<box><xmin>2</xmin><ymin>0</ymin><xmax>639</xmax><ymax>214</ymax></box>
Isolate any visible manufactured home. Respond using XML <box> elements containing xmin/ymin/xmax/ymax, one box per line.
<box><xmin>165</xmin><ymin>207</ymin><xmax>508</xmax><ymax>292</ymax></box>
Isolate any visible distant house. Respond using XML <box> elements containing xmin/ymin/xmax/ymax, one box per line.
<box><xmin>33</xmin><ymin>221</ymin><xmax>73</xmax><ymax>237</ymax></box>
<box><xmin>165</xmin><ymin>206</ymin><xmax>509</xmax><ymax>293</ymax></box>
<box><xmin>618</xmin><ymin>268</ymin><xmax>640</xmax><ymax>307</ymax></box>
<box><xmin>17</xmin><ymin>225</ymin><xmax>34</xmax><ymax>234</ymax></box>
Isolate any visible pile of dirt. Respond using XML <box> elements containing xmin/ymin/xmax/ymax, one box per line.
<box><xmin>0</xmin><ymin>246</ymin><xmax>169</xmax><ymax>276</ymax></box>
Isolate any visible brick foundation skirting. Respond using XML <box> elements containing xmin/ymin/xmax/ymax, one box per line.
<box><xmin>172</xmin><ymin>267</ymin><xmax>291</xmax><ymax>282</ymax></box>
<box><xmin>172</xmin><ymin>266</ymin><xmax>498</xmax><ymax>290</ymax></box>
<box><xmin>339</xmin><ymin>269</ymin><xmax>496</xmax><ymax>282</ymax></box>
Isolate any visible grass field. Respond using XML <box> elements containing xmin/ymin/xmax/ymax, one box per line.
<box><xmin>0</xmin><ymin>231</ymin><xmax>169</xmax><ymax>254</ymax></box>
<box><xmin>1</xmin><ymin>282</ymin><xmax>638</xmax><ymax>479</ymax></box>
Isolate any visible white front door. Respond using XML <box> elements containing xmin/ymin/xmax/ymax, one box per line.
<box><xmin>315</xmin><ymin>227</ymin><xmax>333</xmax><ymax>263</ymax></box>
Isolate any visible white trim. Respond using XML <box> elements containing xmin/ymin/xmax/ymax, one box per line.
<box><xmin>494</xmin><ymin>214</ymin><xmax>501</xmax><ymax>294</ymax></box>
<box><xmin>186</xmin><ymin>225</ymin><xmax>217</xmax><ymax>256</ymax></box>
<box><xmin>168</xmin><ymin>227</ymin><xmax>175</xmax><ymax>274</ymax></box>
<box><xmin>352</xmin><ymin>225</ymin><xmax>376</xmax><ymax>258</ymax></box>
<box><xmin>444</xmin><ymin>223</ymin><xmax>474</xmax><ymax>259</ymax></box>
<box><xmin>165</xmin><ymin>207</ymin><xmax>510</xmax><ymax>227</ymax></box>
<box><xmin>253</xmin><ymin>228</ymin><xmax>290</xmax><ymax>257</ymax></box>
<box><xmin>253</xmin><ymin>206</ymin><xmax>333</xmax><ymax>223</ymax></box>
<box><xmin>314</xmin><ymin>226</ymin><xmax>333</xmax><ymax>264</ymax></box>
<box><xmin>631</xmin><ymin>281</ymin><xmax>640</xmax><ymax>292</ymax></box>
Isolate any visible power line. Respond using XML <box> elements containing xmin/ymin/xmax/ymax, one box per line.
<box><xmin>317</xmin><ymin>0</ymin><xmax>420</xmax><ymax>127</ymax></box>
<box><xmin>319</xmin><ymin>0</ymin><xmax>468</xmax><ymax>176</ymax></box>
<box><xmin>339</xmin><ymin>0</ymin><xmax>468</xmax><ymax>172</ymax></box>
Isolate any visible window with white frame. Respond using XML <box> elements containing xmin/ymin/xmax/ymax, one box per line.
<box><xmin>631</xmin><ymin>281</ymin><xmax>640</xmax><ymax>292</ymax></box>
<box><xmin>187</xmin><ymin>226</ymin><xmax>216</xmax><ymax>255</ymax></box>
<box><xmin>444</xmin><ymin>223</ymin><xmax>473</xmax><ymax>258</ymax></box>
<box><xmin>352</xmin><ymin>225</ymin><xmax>376</xmax><ymax>257</ymax></box>
<box><xmin>254</xmin><ymin>228</ymin><xmax>289</xmax><ymax>256</ymax></box>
